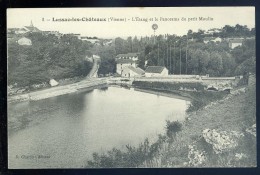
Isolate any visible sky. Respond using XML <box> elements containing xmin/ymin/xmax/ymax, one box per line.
<box><xmin>7</xmin><ymin>7</ymin><xmax>255</xmax><ymax>39</ymax></box>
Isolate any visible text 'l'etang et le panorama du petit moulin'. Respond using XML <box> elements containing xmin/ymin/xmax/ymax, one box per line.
<box><xmin>48</xmin><ymin>16</ymin><xmax>214</xmax><ymax>22</ymax></box>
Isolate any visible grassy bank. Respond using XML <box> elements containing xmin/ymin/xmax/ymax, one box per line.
<box><xmin>86</xmin><ymin>81</ymin><xmax>256</xmax><ymax>168</ymax></box>
<box><xmin>133</xmin><ymin>81</ymin><xmax>227</xmax><ymax>112</ymax></box>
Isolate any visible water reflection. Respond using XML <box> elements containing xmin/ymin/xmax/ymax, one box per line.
<box><xmin>8</xmin><ymin>86</ymin><xmax>189</xmax><ymax>168</ymax></box>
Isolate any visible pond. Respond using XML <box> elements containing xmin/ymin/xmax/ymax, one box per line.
<box><xmin>8</xmin><ymin>86</ymin><xmax>190</xmax><ymax>168</ymax></box>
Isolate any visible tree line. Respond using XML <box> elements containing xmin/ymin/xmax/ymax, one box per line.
<box><xmin>93</xmin><ymin>24</ymin><xmax>255</xmax><ymax>77</ymax></box>
<box><xmin>8</xmin><ymin>33</ymin><xmax>93</xmax><ymax>87</ymax></box>
<box><xmin>8</xmin><ymin>24</ymin><xmax>255</xmax><ymax>88</ymax></box>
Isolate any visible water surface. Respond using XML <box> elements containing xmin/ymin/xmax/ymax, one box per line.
<box><xmin>8</xmin><ymin>86</ymin><xmax>189</xmax><ymax>168</ymax></box>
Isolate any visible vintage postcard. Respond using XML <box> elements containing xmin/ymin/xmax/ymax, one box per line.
<box><xmin>7</xmin><ymin>7</ymin><xmax>256</xmax><ymax>169</ymax></box>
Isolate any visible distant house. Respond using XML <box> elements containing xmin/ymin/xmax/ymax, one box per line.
<box><xmin>16</xmin><ymin>21</ymin><xmax>41</xmax><ymax>34</ymax></box>
<box><xmin>205</xmin><ymin>28</ymin><xmax>222</xmax><ymax>35</ymax></box>
<box><xmin>116</xmin><ymin>53</ymin><xmax>139</xmax><ymax>61</ymax></box>
<box><xmin>80</xmin><ymin>37</ymin><xmax>100</xmax><ymax>44</ymax></box>
<box><xmin>145</xmin><ymin>66</ymin><xmax>169</xmax><ymax>77</ymax></box>
<box><xmin>212</xmin><ymin>37</ymin><xmax>222</xmax><ymax>43</ymax></box>
<box><xmin>121</xmin><ymin>66</ymin><xmax>145</xmax><ymax>78</ymax></box>
<box><xmin>116</xmin><ymin>59</ymin><xmax>136</xmax><ymax>75</ymax></box>
<box><xmin>203</xmin><ymin>37</ymin><xmax>222</xmax><ymax>44</ymax></box>
<box><xmin>44</xmin><ymin>31</ymin><xmax>63</xmax><ymax>38</ymax></box>
<box><xmin>203</xmin><ymin>37</ymin><xmax>212</xmax><ymax>44</ymax></box>
<box><xmin>18</xmin><ymin>37</ymin><xmax>32</xmax><ymax>46</ymax></box>
<box><xmin>103</xmin><ymin>39</ymin><xmax>113</xmax><ymax>46</ymax></box>
<box><xmin>229</xmin><ymin>38</ymin><xmax>243</xmax><ymax>49</ymax></box>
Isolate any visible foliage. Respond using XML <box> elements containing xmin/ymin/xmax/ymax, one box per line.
<box><xmin>187</xmin><ymin>91</ymin><xmax>227</xmax><ymax>112</ymax></box>
<box><xmin>98</xmin><ymin>58</ymin><xmax>116</xmax><ymax>75</ymax></box>
<box><xmin>91</xmin><ymin>42</ymin><xmax>116</xmax><ymax>75</ymax></box>
<box><xmin>87</xmin><ymin>135</ymin><xmax>167</xmax><ymax>168</ymax></box>
<box><xmin>111</xmin><ymin>25</ymin><xmax>254</xmax><ymax>77</ymax></box>
<box><xmin>8</xmin><ymin>33</ymin><xmax>93</xmax><ymax>87</ymax></box>
<box><xmin>166</xmin><ymin>120</ymin><xmax>182</xmax><ymax>139</ymax></box>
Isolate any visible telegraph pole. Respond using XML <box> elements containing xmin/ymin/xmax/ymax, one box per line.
<box><xmin>167</xmin><ymin>43</ymin><xmax>168</xmax><ymax>70</ymax></box>
<box><xmin>158</xmin><ymin>42</ymin><xmax>159</xmax><ymax>65</ymax></box>
<box><xmin>180</xmin><ymin>44</ymin><xmax>182</xmax><ymax>75</ymax></box>
<box><xmin>173</xmin><ymin>41</ymin><xmax>176</xmax><ymax>74</ymax></box>
<box><xmin>152</xmin><ymin>24</ymin><xmax>158</xmax><ymax>45</ymax></box>
<box><xmin>152</xmin><ymin>24</ymin><xmax>159</xmax><ymax>65</ymax></box>
<box><xmin>169</xmin><ymin>44</ymin><xmax>171</xmax><ymax>74</ymax></box>
<box><xmin>186</xmin><ymin>33</ymin><xmax>188</xmax><ymax>74</ymax></box>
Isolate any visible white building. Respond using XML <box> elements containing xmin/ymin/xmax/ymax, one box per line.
<box><xmin>203</xmin><ymin>37</ymin><xmax>222</xmax><ymax>44</ymax></box>
<box><xmin>145</xmin><ymin>66</ymin><xmax>169</xmax><ymax>77</ymax></box>
<box><xmin>116</xmin><ymin>59</ymin><xmax>136</xmax><ymax>75</ymax></box>
<box><xmin>212</xmin><ymin>37</ymin><xmax>222</xmax><ymax>43</ymax></box>
<box><xmin>121</xmin><ymin>66</ymin><xmax>145</xmax><ymax>78</ymax></box>
<box><xmin>229</xmin><ymin>38</ymin><xmax>243</xmax><ymax>49</ymax></box>
<box><xmin>116</xmin><ymin>53</ymin><xmax>139</xmax><ymax>61</ymax></box>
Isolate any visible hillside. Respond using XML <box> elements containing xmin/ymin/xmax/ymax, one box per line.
<box><xmin>8</xmin><ymin>32</ymin><xmax>93</xmax><ymax>88</ymax></box>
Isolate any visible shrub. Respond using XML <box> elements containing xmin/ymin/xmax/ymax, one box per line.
<box><xmin>166</xmin><ymin>120</ymin><xmax>182</xmax><ymax>139</ymax></box>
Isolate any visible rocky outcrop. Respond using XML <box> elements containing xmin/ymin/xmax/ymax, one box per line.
<box><xmin>202</xmin><ymin>129</ymin><xmax>244</xmax><ymax>154</ymax></box>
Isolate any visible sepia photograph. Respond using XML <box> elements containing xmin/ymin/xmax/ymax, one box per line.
<box><xmin>7</xmin><ymin>7</ymin><xmax>256</xmax><ymax>169</ymax></box>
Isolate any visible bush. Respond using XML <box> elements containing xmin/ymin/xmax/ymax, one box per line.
<box><xmin>186</xmin><ymin>91</ymin><xmax>226</xmax><ymax>112</ymax></box>
<box><xmin>166</xmin><ymin>120</ymin><xmax>182</xmax><ymax>139</ymax></box>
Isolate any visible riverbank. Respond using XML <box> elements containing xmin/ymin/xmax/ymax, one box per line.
<box><xmin>86</xmin><ymin>80</ymin><xmax>256</xmax><ymax>167</ymax></box>
<box><xmin>132</xmin><ymin>81</ymin><xmax>227</xmax><ymax>112</ymax></box>
<box><xmin>8</xmin><ymin>79</ymin><xmax>107</xmax><ymax>103</ymax></box>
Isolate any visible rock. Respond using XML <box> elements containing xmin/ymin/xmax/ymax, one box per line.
<box><xmin>246</xmin><ymin>124</ymin><xmax>256</xmax><ymax>137</ymax></box>
<box><xmin>202</xmin><ymin>129</ymin><xmax>244</xmax><ymax>154</ymax></box>
<box><xmin>49</xmin><ymin>79</ymin><xmax>59</xmax><ymax>87</ymax></box>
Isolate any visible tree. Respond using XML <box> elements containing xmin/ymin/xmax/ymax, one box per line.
<box><xmin>8</xmin><ymin>32</ymin><xmax>93</xmax><ymax>87</ymax></box>
<box><xmin>132</xmin><ymin>36</ymin><xmax>140</xmax><ymax>53</ymax></box>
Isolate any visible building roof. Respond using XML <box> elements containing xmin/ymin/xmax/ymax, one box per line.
<box><xmin>127</xmin><ymin>66</ymin><xmax>145</xmax><ymax>75</ymax></box>
<box><xmin>145</xmin><ymin>66</ymin><xmax>166</xmax><ymax>73</ymax></box>
<box><xmin>116</xmin><ymin>53</ymin><xmax>139</xmax><ymax>58</ymax></box>
<box><xmin>229</xmin><ymin>38</ymin><xmax>244</xmax><ymax>43</ymax></box>
<box><xmin>116</xmin><ymin>59</ymin><xmax>135</xmax><ymax>64</ymax></box>
<box><xmin>24</xmin><ymin>26</ymin><xmax>41</xmax><ymax>32</ymax></box>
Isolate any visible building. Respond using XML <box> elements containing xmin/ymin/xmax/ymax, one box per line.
<box><xmin>116</xmin><ymin>59</ymin><xmax>136</xmax><ymax>75</ymax></box>
<box><xmin>103</xmin><ymin>39</ymin><xmax>113</xmax><ymax>46</ymax></box>
<box><xmin>17</xmin><ymin>37</ymin><xmax>32</xmax><ymax>46</ymax></box>
<box><xmin>205</xmin><ymin>28</ymin><xmax>222</xmax><ymax>35</ymax></box>
<box><xmin>145</xmin><ymin>66</ymin><xmax>169</xmax><ymax>77</ymax></box>
<box><xmin>43</xmin><ymin>31</ymin><xmax>63</xmax><ymax>38</ymax></box>
<box><xmin>16</xmin><ymin>21</ymin><xmax>41</xmax><ymax>34</ymax></box>
<box><xmin>121</xmin><ymin>66</ymin><xmax>145</xmax><ymax>78</ymax></box>
<box><xmin>203</xmin><ymin>37</ymin><xmax>222</xmax><ymax>44</ymax></box>
<box><xmin>212</xmin><ymin>37</ymin><xmax>222</xmax><ymax>43</ymax></box>
<box><xmin>229</xmin><ymin>38</ymin><xmax>243</xmax><ymax>49</ymax></box>
<box><xmin>116</xmin><ymin>52</ymin><xmax>139</xmax><ymax>76</ymax></box>
<box><xmin>116</xmin><ymin>53</ymin><xmax>139</xmax><ymax>61</ymax></box>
